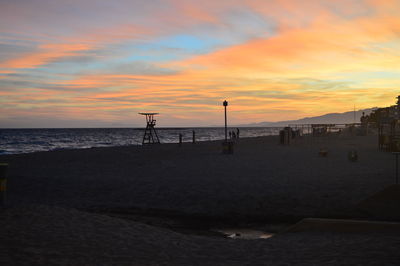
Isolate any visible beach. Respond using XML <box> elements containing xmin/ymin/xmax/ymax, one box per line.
<box><xmin>1</xmin><ymin>134</ymin><xmax>399</xmax><ymax>265</ymax></box>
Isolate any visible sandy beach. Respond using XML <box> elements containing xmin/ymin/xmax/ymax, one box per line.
<box><xmin>1</xmin><ymin>134</ymin><xmax>400</xmax><ymax>265</ymax></box>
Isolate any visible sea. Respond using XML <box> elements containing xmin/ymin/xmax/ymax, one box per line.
<box><xmin>0</xmin><ymin>127</ymin><xmax>282</xmax><ymax>155</ymax></box>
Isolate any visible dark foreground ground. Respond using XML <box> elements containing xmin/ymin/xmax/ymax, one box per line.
<box><xmin>1</xmin><ymin>135</ymin><xmax>399</xmax><ymax>265</ymax></box>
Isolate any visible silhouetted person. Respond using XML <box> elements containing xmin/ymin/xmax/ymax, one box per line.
<box><xmin>360</xmin><ymin>112</ymin><xmax>367</xmax><ymax>124</ymax></box>
<box><xmin>236</xmin><ymin>128</ymin><xmax>240</xmax><ymax>138</ymax></box>
<box><xmin>179</xmin><ymin>133</ymin><xmax>182</xmax><ymax>145</ymax></box>
<box><xmin>229</xmin><ymin>131</ymin><xmax>232</xmax><ymax>139</ymax></box>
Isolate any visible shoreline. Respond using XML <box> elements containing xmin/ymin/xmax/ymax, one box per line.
<box><xmin>0</xmin><ymin>135</ymin><xmax>248</xmax><ymax>156</ymax></box>
<box><xmin>0</xmin><ymin>128</ymin><xmax>282</xmax><ymax>156</ymax></box>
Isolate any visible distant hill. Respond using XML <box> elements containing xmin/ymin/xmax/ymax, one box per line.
<box><xmin>238</xmin><ymin>107</ymin><xmax>377</xmax><ymax>127</ymax></box>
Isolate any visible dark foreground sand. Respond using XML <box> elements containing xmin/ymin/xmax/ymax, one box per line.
<box><xmin>1</xmin><ymin>134</ymin><xmax>400</xmax><ymax>265</ymax></box>
<box><xmin>1</xmin><ymin>205</ymin><xmax>399</xmax><ymax>265</ymax></box>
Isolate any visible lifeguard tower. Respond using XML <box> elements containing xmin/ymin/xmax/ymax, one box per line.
<box><xmin>139</xmin><ymin>113</ymin><xmax>160</xmax><ymax>144</ymax></box>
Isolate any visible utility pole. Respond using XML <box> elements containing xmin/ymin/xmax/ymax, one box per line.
<box><xmin>223</xmin><ymin>100</ymin><xmax>228</xmax><ymax>142</ymax></box>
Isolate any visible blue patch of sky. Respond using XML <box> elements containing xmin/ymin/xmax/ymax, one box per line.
<box><xmin>125</xmin><ymin>53</ymin><xmax>179</xmax><ymax>63</ymax></box>
<box><xmin>119</xmin><ymin>14</ymin><xmax>275</xmax><ymax>65</ymax></box>
<box><xmin>107</xmin><ymin>7</ymin><xmax>277</xmax><ymax>66</ymax></box>
<box><xmin>141</xmin><ymin>34</ymin><xmax>221</xmax><ymax>54</ymax></box>
<box><xmin>155</xmin><ymin>34</ymin><xmax>218</xmax><ymax>52</ymax></box>
<box><xmin>114</xmin><ymin>34</ymin><xmax>225</xmax><ymax>64</ymax></box>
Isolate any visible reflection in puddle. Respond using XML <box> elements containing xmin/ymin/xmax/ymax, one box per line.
<box><xmin>213</xmin><ymin>228</ymin><xmax>274</xmax><ymax>239</ymax></box>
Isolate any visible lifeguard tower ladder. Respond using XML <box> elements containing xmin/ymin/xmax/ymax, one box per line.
<box><xmin>139</xmin><ymin>113</ymin><xmax>160</xmax><ymax>144</ymax></box>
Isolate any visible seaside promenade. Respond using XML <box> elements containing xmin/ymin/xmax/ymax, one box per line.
<box><xmin>1</xmin><ymin>134</ymin><xmax>399</xmax><ymax>265</ymax></box>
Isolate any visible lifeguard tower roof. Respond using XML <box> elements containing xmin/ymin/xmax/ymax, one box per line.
<box><xmin>139</xmin><ymin>113</ymin><xmax>159</xmax><ymax>115</ymax></box>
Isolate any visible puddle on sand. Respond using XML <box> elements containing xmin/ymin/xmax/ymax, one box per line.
<box><xmin>213</xmin><ymin>228</ymin><xmax>274</xmax><ymax>239</ymax></box>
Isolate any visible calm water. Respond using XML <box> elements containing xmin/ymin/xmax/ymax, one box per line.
<box><xmin>0</xmin><ymin>127</ymin><xmax>281</xmax><ymax>155</ymax></box>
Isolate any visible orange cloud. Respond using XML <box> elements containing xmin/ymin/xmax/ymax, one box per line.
<box><xmin>0</xmin><ymin>43</ymin><xmax>94</xmax><ymax>69</ymax></box>
<box><xmin>2</xmin><ymin>0</ymin><xmax>400</xmax><ymax>127</ymax></box>
<box><xmin>173</xmin><ymin>13</ymin><xmax>400</xmax><ymax>76</ymax></box>
<box><xmin>0</xmin><ymin>22</ymin><xmax>152</xmax><ymax>70</ymax></box>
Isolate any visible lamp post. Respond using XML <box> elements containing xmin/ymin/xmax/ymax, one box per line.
<box><xmin>223</xmin><ymin>100</ymin><xmax>228</xmax><ymax>142</ymax></box>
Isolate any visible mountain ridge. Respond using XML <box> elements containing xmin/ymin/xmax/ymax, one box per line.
<box><xmin>236</xmin><ymin>107</ymin><xmax>377</xmax><ymax>127</ymax></box>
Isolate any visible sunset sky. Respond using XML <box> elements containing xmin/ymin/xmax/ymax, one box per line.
<box><xmin>1</xmin><ymin>0</ymin><xmax>399</xmax><ymax>127</ymax></box>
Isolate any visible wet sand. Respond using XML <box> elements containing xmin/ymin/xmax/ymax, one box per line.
<box><xmin>1</xmin><ymin>134</ymin><xmax>399</xmax><ymax>265</ymax></box>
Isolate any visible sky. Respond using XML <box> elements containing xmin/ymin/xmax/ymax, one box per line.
<box><xmin>1</xmin><ymin>0</ymin><xmax>399</xmax><ymax>127</ymax></box>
